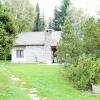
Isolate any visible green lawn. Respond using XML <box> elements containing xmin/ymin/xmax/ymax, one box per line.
<box><xmin>0</xmin><ymin>61</ymin><xmax>100</xmax><ymax>100</ymax></box>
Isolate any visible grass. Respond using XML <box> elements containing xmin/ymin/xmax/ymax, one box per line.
<box><xmin>0</xmin><ymin>63</ymin><xmax>31</xmax><ymax>100</ymax></box>
<box><xmin>0</xmin><ymin>61</ymin><xmax>100</xmax><ymax>100</ymax></box>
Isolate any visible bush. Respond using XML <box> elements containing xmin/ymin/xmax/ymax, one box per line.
<box><xmin>65</xmin><ymin>54</ymin><xmax>100</xmax><ymax>90</ymax></box>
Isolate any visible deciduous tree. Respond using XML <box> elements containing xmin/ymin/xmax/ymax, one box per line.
<box><xmin>0</xmin><ymin>4</ymin><xmax>16</xmax><ymax>60</ymax></box>
<box><xmin>1</xmin><ymin>0</ymin><xmax>35</xmax><ymax>32</ymax></box>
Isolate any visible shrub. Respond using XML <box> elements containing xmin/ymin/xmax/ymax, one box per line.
<box><xmin>65</xmin><ymin>54</ymin><xmax>100</xmax><ymax>90</ymax></box>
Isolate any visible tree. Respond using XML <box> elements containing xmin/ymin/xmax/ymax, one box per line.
<box><xmin>67</xmin><ymin>7</ymin><xmax>87</xmax><ymax>34</ymax></box>
<box><xmin>48</xmin><ymin>18</ymin><xmax>53</xmax><ymax>29</ymax></box>
<box><xmin>40</xmin><ymin>14</ymin><xmax>45</xmax><ymax>31</ymax></box>
<box><xmin>52</xmin><ymin>0</ymin><xmax>69</xmax><ymax>31</ymax></box>
<box><xmin>81</xmin><ymin>18</ymin><xmax>100</xmax><ymax>57</ymax></box>
<box><xmin>52</xmin><ymin>8</ymin><xmax>61</xmax><ymax>31</ymax></box>
<box><xmin>57</xmin><ymin>16</ymin><xmax>100</xmax><ymax>65</ymax></box>
<box><xmin>62</xmin><ymin>17</ymin><xmax>100</xmax><ymax>91</ymax></box>
<box><xmin>1</xmin><ymin>0</ymin><xmax>35</xmax><ymax>32</ymax></box>
<box><xmin>0</xmin><ymin>4</ymin><xmax>16</xmax><ymax>60</ymax></box>
<box><xmin>97</xmin><ymin>9</ymin><xmax>100</xmax><ymax>18</ymax></box>
<box><xmin>57</xmin><ymin>17</ymin><xmax>82</xmax><ymax>65</ymax></box>
<box><xmin>33</xmin><ymin>3</ymin><xmax>41</xmax><ymax>31</ymax></box>
<box><xmin>33</xmin><ymin>3</ymin><xmax>45</xmax><ymax>31</ymax></box>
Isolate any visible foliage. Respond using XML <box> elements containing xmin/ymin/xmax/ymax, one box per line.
<box><xmin>57</xmin><ymin>9</ymin><xmax>100</xmax><ymax>90</ymax></box>
<box><xmin>52</xmin><ymin>8</ymin><xmax>61</xmax><ymax>31</ymax></box>
<box><xmin>67</xmin><ymin>7</ymin><xmax>87</xmax><ymax>34</ymax></box>
<box><xmin>1</xmin><ymin>0</ymin><xmax>35</xmax><ymax>32</ymax></box>
<box><xmin>57</xmin><ymin>17</ymin><xmax>100</xmax><ymax>65</ymax></box>
<box><xmin>81</xmin><ymin>18</ymin><xmax>100</xmax><ymax>57</ymax></box>
<box><xmin>33</xmin><ymin>3</ymin><xmax>45</xmax><ymax>31</ymax></box>
<box><xmin>40</xmin><ymin>15</ymin><xmax>45</xmax><ymax>31</ymax></box>
<box><xmin>0</xmin><ymin>4</ymin><xmax>16</xmax><ymax>60</ymax></box>
<box><xmin>57</xmin><ymin>17</ymin><xmax>82</xmax><ymax>66</ymax></box>
<box><xmin>52</xmin><ymin>0</ymin><xmax>69</xmax><ymax>31</ymax></box>
<box><xmin>65</xmin><ymin>54</ymin><xmax>100</xmax><ymax>90</ymax></box>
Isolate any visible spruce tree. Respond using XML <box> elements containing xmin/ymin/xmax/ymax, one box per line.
<box><xmin>52</xmin><ymin>0</ymin><xmax>69</xmax><ymax>31</ymax></box>
<box><xmin>40</xmin><ymin>14</ymin><xmax>45</xmax><ymax>31</ymax></box>
<box><xmin>33</xmin><ymin>3</ymin><xmax>41</xmax><ymax>31</ymax></box>
<box><xmin>81</xmin><ymin>18</ymin><xmax>100</xmax><ymax>57</ymax></box>
<box><xmin>33</xmin><ymin>3</ymin><xmax>45</xmax><ymax>31</ymax></box>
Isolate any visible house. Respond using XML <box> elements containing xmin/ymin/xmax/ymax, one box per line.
<box><xmin>11</xmin><ymin>29</ymin><xmax>61</xmax><ymax>64</ymax></box>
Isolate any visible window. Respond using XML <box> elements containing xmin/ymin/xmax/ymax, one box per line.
<box><xmin>16</xmin><ymin>50</ymin><xmax>24</xmax><ymax>58</ymax></box>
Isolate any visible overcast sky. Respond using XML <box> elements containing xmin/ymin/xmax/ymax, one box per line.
<box><xmin>31</xmin><ymin>0</ymin><xmax>100</xmax><ymax>20</ymax></box>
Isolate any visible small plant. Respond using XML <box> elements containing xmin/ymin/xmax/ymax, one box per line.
<box><xmin>65</xmin><ymin>54</ymin><xmax>100</xmax><ymax>90</ymax></box>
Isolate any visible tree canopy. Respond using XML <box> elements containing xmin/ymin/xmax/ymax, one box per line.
<box><xmin>57</xmin><ymin>16</ymin><xmax>100</xmax><ymax>66</ymax></box>
<box><xmin>1</xmin><ymin>0</ymin><xmax>35</xmax><ymax>32</ymax></box>
<box><xmin>81</xmin><ymin>18</ymin><xmax>100</xmax><ymax>57</ymax></box>
<box><xmin>57</xmin><ymin>17</ymin><xmax>82</xmax><ymax>65</ymax></box>
<box><xmin>0</xmin><ymin>4</ymin><xmax>17</xmax><ymax>60</ymax></box>
<box><xmin>52</xmin><ymin>0</ymin><xmax>69</xmax><ymax>31</ymax></box>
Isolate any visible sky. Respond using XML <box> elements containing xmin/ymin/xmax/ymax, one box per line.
<box><xmin>31</xmin><ymin>0</ymin><xmax>100</xmax><ymax>20</ymax></box>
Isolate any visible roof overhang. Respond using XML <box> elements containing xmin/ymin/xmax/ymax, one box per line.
<box><xmin>50</xmin><ymin>45</ymin><xmax>56</xmax><ymax>48</ymax></box>
<box><xmin>15</xmin><ymin>44</ymin><xmax>45</xmax><ymax>47</ymax></box>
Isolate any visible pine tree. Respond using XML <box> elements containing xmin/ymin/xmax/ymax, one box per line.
<box><xmin>40</xmin><ymin>14</ymin><xmax>45</xmax><ymax>31</ymax></box>
<box><xmin>81</xmin><ymin>18</ymin><xmax>100</xmax><ymax>57</ymax></box>
<box><xmin>33</xmin><ymin>3</ymin><xmax>45</xmax><ymax>31</ymax></box>
<box><xmin>33</xmin><ymin>3</ymin><xmax>41</xmax><ymax>31</ymax></box>
<box><xmin>52</xmin><ymin>8</ymin><xmax>61</xmax><ymax>31</ymax></box>
<box><xmin>52</xmin><ymin>0</ymin><xmax>69</xmax><ymax>31</ymax></box>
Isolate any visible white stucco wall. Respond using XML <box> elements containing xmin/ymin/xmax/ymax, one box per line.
<box><xmin>11</xmin><ymin>47</ymin><xmax>26</xmax><ymax>63</ymax></box>
<box><xmin>11</xmin><ymin>46</ymin><xmax>51</xmax><ymax>63</ymax></box>
<box><xmin>25</xmin><ymin>46</ymin><xmax>45</xmax><ymax>63</ymax></box>
<box><xmin>44</xmin><ymin>46</ymin><xmax>52</xmax><ymax>64</ymax></box>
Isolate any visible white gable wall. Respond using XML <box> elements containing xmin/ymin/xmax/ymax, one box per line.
<box><xmin>11</xmin><ymin>46</ymin><xmax>47</xmax><ymax>63</ymax></box>
<box><xmin>25</xmin><ymin>46</ymin><xmax>45</xmax><ymax>63</ymax></box>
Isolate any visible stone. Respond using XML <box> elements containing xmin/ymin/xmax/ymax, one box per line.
<box><xmin>29</xmin><ymin>88</ymin><xmax>37</xmax><ymax>93</ymax></box>
<box><xmin>92</xmin><ymin>84</ymin><xmax>100</xmax><ymax>93</ymax></box>
<box><xmin>21</xmin><ymin>81</ymin><xmax>26</xmax><ymax>85</ymax></box>
<box><xmin>28</xmin><ymin>93</ymin><xmax>39</xmax><ymax>100</ymax></box>
<box><xmin>34</xmin><ymin>97</ymin><xmax>39</xmax><ymax>100</ymax></box>
<box><xmin>10</xmin><ymin>76</ymin><xmax>20</xmax><ymax>81</ymax></box>
<box><xmin>20</xmin><ymin>88</ymin><xmax>28</xmax><ymax>91</ymax></box>
<box><xmin>28</xmin><ymin>94</ymin><xmax>35</xmax><ymax>98</ymax></box>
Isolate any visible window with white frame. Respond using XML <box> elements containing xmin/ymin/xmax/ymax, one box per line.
<box><xmin>16</xmin><ymin>50</ymin><xmax>24</xmax><ymax>58</ymax></box>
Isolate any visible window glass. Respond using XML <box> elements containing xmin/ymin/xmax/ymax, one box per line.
<box><xmin>16</xmin><ymin>50</ymin><xmax>24</xmax><ymax>58</ymax></box>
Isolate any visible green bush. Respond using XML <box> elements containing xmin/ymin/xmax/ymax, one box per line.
<box><xmin>65</xmin><ymin>54</ymin><xmax>100</xmax><ymax>90</ymax></box>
